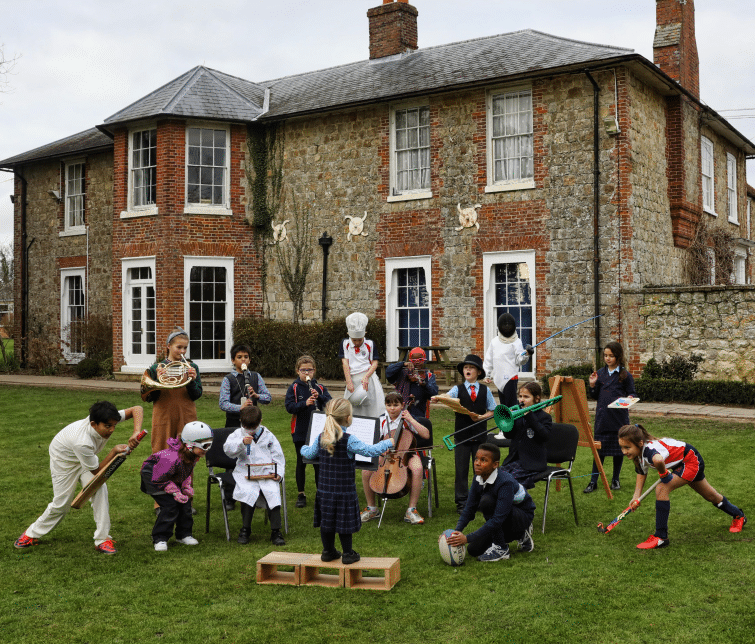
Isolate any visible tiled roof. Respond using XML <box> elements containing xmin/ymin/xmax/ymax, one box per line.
<box><xmin>259</xmin><ymin>29</ymin><xmax>634</xmax><ymax>118</ymax></box>
<box><xmin>102</xmin><ymin>66</ymin><xmax>266</xmax><ymax>127</ymax></box>
<box><xmin>0</xmin><ymin>127</ymin><xmax>112</xmax><ymax>167</ymax></box>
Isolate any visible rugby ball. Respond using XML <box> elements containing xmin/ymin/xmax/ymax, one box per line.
<box><xmin>439</xmin><ymin>529</ymin><xmax>466</xmax><ymax>566</ymax></box>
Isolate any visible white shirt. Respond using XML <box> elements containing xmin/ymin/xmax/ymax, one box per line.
<box><xmin>378</xmin><ymin>412</ymin><xmax>403</xmax><ymax>439</ymax></box>
<box><xmin>49</xmin><ymin>410</ymin><xmax>126</xmax><ymax>471</ymax></box>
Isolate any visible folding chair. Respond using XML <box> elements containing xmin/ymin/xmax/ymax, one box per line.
<box><xmin>205</xmin><ymin>428</ymin><xmax>238</xmax><ymax>541</ymax></box>
<box><xmin>527</xmin><ymin>422</ymin><xmax>579</xmax><ymax>534</ymax></box>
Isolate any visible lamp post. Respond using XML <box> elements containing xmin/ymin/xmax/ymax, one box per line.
<box><xmin>318</xmin><ymin>232</ymin><xmax>333</xmax><ymax>322</ymax></box>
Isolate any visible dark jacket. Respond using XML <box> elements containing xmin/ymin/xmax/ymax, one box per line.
<box><xmin>503</xmin><ymin>408</ymin><xmax>551</xmax><ymax>472</ymax></box>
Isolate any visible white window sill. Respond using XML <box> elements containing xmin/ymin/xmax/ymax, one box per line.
<box><xmin>121</xmin><ymin>206</ymin><xmax>159</xmax><ymax>219</ymax></box>
<box><xmin>59</xmin><ymin>228</ymin><xmax>86</xmax><ymax>237</ymax></box>
<box><xmin>183</xmin><ymin>205</ymin><xmax>233</xmax><ymax>216</ymax></box>
<box><xmin>728</xmin><ymin>217</ymin><xmax>739</xmax><ymax>226</ymax></box>
<box><xmin>485</xmin><ymin>179</ymin><xmax>535</xmax><ymax>194</ymax></box>
<box><xmin>704</xmin><ymin>207</ymin><xmax>717</xmax><ymax>217</ymax></box>
<box><xmin>387</xmin><ymin>191</ymin><xmax>433</xmax><ymax>203</ymax></box>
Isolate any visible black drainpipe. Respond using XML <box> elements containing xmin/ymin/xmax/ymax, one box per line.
<box><xmin>584</xmin><ymin>71</ymin><xmax>602</xmax><ymax>367</ymax></box>
<box><xmin>318</xmin><ymin>232</ymin><xmax>333</xmax><ymax>322</ymax></box>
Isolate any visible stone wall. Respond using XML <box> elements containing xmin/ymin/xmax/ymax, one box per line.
<box><xmin>13</xmin><ymin>151</ymin><xmax>114</xmax><ymax>360</ymax></box>
<box><xmin>623</xmin><ymin>285</ymin><xmax>755</xmax><ymax>381</ymax></box>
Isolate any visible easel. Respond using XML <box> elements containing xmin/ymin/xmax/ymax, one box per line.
<box><xmin>547</xmin><ymin>376</ymin><xmax>612</xmax><ymax>500</ymax></box>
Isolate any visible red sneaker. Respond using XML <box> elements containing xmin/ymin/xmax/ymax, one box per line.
<box><xmin>95</xmin><ymin>539</ymin><xmax>117</xmax><ymax>555</ymax></box>
<box><xmin>730</xmin><ymin>515</ymin><xmax>747</xmax><ymax>533</ymax></box>
<box><xmin>636</xmin><ymin>534</ymin><xmax>669</xmax><ymax>550</ymax></box>
<box><xmin>14</xmin><ymin>533</ymin><xmax>39</xmax><ymax>549</ymax></box>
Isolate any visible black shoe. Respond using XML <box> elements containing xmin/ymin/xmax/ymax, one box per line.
<box><xmin>342</xmin><ymin>550</ymin><xmax>361</xmax><ymax>565</ymax></box>
<box><xmin>583</xmin><ymin>481</ymin><xmax>597</xmax><ymax>494</ymax></box>
<box><xmin>610</xmin><ymin>480</ymin><xmax>621</xmax><ymax>490</ymax></box>
<box><xmin>296</xmin><ymin>494</ymin><xmax>306</xmax><ymax>508</ymax></box>
<box><xmin>271</xmin><ymin>530</ymin><xmax>286</xmax><ymax>546</ymax></box>
<box><xmin>321</xmin><ymin>549</ymin><xmax>341</xmax><ymax>562</ymax></box>
<box><xmin>224</xmin><ymin>500</ymin><xmax>236</xmax><ymax>512</ymax></box>
<box><xmin>237</xmin><ymin>528</ymin><xmax>251</xmax><ymax>545</ymax></box>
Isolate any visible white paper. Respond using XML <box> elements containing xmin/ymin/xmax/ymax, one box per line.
<box><xmin>307</xmin><ymin>412</ymin><xmax>379</xmax><ymax>465</ymax></box>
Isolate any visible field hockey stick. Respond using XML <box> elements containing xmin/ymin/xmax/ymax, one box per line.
<box><xmin>597</xmin><ymin>478</ymin><xmax>661</xmax><ymax>534</ymax></box>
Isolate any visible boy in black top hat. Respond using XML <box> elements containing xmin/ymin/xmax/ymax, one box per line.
<box><xmin>433</xmin><ymin>354</ymin><xmax>496</xmax><ymax>512</ymax></box>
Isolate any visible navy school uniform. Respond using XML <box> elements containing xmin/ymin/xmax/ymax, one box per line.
<box><xmin>502</xmin><ymin>408</ymin><xmax>551</xmax><ymax>486</ymax></box>
<box><xmin>590</xmin><ymin>366</ymin><xmax>636</xmax><ymax>456</ymax></box>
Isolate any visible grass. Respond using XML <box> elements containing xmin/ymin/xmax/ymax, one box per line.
<box><xmin>1</xmin><ymin>385</ymin><xmax>753</xmax><ymax>644</ymax></box>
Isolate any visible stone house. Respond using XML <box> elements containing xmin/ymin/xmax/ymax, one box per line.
<box><xmin>2</xmin><ymin>0</ymin><xmax>753</xmax><ymax>379</ymax></box>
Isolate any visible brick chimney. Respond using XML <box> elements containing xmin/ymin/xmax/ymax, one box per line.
<box><xmin>367</xmin><ymin>0</ymin><xmax>418</xmax><ymax>60</ymax></box>
<box><xmin>653</xmin><ymin>0</ymin><xmax>699</xmax><ymax>99</ymax></box>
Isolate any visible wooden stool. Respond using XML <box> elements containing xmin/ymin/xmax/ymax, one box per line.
<box><xmin>256</xmin><ymin>551</ymin><xmax>311</xmax><ymax>586</ymax></box>
<box><xmin>300</xmin><ymin>554</ymin><xmax>346</xmax><ymax>588</ymax></box>
<box><xmin>342</xmin><ymin>556</ymin><xmax>400</xmax><ymax>590</ymax></box>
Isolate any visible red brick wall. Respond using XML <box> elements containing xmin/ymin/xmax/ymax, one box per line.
<box><xmin>111</xmin><ymin>120</ymin><xmax>261</xmax><ymax>370</ymax></box>
<box><xmin>367</xmin><ymin>1</ymin><xmax>418</xmax><ymax>60</ymax></box>
<box><xmin>654</xmin><ymin>0</ymin><xmax>699</xmax><ymax>99</ymax></box>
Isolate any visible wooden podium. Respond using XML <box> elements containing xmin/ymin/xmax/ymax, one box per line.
<box><xmin>547</xmin><ymin>376</ymin><xmax>612</xmax><ymax>500</ymax></box>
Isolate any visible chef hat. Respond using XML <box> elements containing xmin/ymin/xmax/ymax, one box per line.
<box><xmin>345</xmin><ymin>312</ymin><xmax>368</xmax><ymax>339</ymax></box>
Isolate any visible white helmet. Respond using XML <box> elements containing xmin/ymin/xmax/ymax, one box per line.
<box><xmin>181</xmin><ymin>421</ymin><xmax>213</xmax><ymax>450</ymax></box>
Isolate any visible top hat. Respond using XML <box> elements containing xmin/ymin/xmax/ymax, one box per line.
<box><xmin>457</xmin><ymin>354</ymin><xmax>485</xmax><ymax>379</ymax></box>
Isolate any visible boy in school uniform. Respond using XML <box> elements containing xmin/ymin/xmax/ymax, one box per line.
<box><xmin>433</xmin><ymin>354</ymin><xmax>496</xmax><ymax>513</ymax></box>
<box><xmin>445</xmin><ymin>443</ymin><xmax>536</xmax><ymax>562</ymax></box>
<box><xmin>219</xmin><ymin>343</ymin><xmax>271</xmax><ymax>428</ymax></box>
<box><xmin>14</xmin><ymin>402</ymin><xmax>144</xmax><ymax>554</ymax></box>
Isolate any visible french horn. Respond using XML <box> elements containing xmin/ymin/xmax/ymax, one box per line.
<box><xmin>140</xmin><ymin>358</ymin><xmax>193</xmax><ymax>401</ymax></box>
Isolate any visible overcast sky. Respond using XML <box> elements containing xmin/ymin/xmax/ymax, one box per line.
<box><xmin>2</xmin><ymin>0</ymin><xmax>754</xmax><ymax>247</ymax></box>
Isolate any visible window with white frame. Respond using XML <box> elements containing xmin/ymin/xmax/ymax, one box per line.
<box><xmin>701</xmin><ymin>136</ymin><xmax>715</xmax><ymax>214</ymax></box>
<box><xmin>390</xmin><ymin>104</ymin><xmax>430</xmax><ymax>198</ymax></box>
<box><xmin>61</xmin><ymin>268</ymin><xmax>85</xmax><ymax>361</ymax></box>
<box><xmin>122</xmin><ymin>258</ymin><xmax>156</xmax><ymax>366</ymax></box>
<box><xmin>385</xmin><ymin>256</ymin><xmax>431</xmax><ymax>361</ymax></box>
<box><xmin>483</xmin><ymin>250</ymin><xmax>535</xmax><ymax>375</ymax></box>
<box><xmin>727</xmin><ymin>153</ymin><xmax>737</xmax><ymax>223</ymax></box>
<box><xmin>130</xmin><ymin>128</ymin><xmax>157</xmax><ymax>210</ymax></box>
<box><xmin>733</xmin><ymin>247</ymin><xmax>746</xmax><ymax>285</ymax></box>
<box><xmin>186</xmin><ymin>126</ymin><xmax>229</xmax><ymax>209</ymax></box>
<box><xmin>486</xmin><ymin>87</ymin><xmax>534</xmax><ymax>191</ymax></box>
<box><xmin>184</xmin><ymin>257</ymin><xmax>234</xmax><ymax>367</ymax></box>
<box><xmin>64</xmin><ymin>161</ymin><xmax>85</xmax><ymax>233</ymax></box>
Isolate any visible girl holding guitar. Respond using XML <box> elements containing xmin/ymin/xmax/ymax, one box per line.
<box><xmin>360</xmin><ymin>392</ymin><xmax>430</xmax><ymax>525</ymax></box>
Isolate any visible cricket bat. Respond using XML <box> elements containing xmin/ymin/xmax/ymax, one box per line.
<box><xmin>71</xmin><ymin>430</ymin><xmax>148</xmax><ymax>509</ymax></box>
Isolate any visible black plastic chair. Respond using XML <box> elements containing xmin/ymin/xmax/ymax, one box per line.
<box><xmin>527</xmin><ymin>422</ymin><xmax>579</xmax><ymax>534</ymax></box>
<box><xmin>205</xmin><ymin>428</ymin><xmax>238</xmax><ymax>541</ymax></box>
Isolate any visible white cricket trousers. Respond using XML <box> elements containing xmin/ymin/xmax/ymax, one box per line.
<box><xmin>26</xmin><ymin>460</ymin><xmax>112</xmax><ymax>545</ymax></box>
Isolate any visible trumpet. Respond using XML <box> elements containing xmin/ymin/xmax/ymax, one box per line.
<box><xmin>140</xmin><ymin>356</ymin><xmax>193</xmax><ymax>401</ymax></box>
<box><xmin>493</xmin><ymin>395</ymin><xmax>563</xmax><ymax>434</ymax></box>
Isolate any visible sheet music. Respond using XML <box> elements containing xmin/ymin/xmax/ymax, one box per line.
<box><xmin>305</xmin><ymin>412</ymin><xmax>380</xmax><ymax>467</ymax></box>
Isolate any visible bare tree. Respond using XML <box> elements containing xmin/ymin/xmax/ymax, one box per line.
<box><xmin>0</xmin><ymin>243</ymin><xmax>12</xmax><ymax>301</ymax></box>
<box><xmin>0</xmin><ymin>44</ymin><xmax>20</xmax><ymax>93</ymax></box>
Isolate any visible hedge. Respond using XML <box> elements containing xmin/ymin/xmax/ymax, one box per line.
<box><xmin>232</xmin><ymin>317</ymin><xmax>387</xmax><ymax>380</ymax></box>
<box><xmin>541</xmin><ymin>363</ymin><xmax>593</xmax><ymax>398</ymax></box>
<box><xmin>635</xmin><ymin>378</ymin><xmax>755</xmax><ymax>406</ymax></box>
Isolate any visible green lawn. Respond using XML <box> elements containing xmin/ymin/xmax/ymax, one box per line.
<box><xmin>1</xmin><ymin>386</ymin><xmax>753</xmax><ymax>644</ymax></box>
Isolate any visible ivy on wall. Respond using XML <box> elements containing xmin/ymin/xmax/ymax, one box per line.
<box><xmin>246</xmin><ymin>122</ymin><xmax>285</xmax><ymax>316</ymax></box>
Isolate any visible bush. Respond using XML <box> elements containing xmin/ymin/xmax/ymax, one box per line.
<box><xmin>541</xmin><ymin>363</ymin><xmax>593</xmax><ymax>397</ymax></box>
<box><xmin>635</xmin><ymin>378</ymin><xmax>755</xmax><ymax>406</ymax></box>
<box><xmin>641</xmin><ymin>354</ymin><xmax>703</xmax><ymax>381</ymax></box>
<box><xmin>74</xmin><ymin>357</ymin><xmax>102</xmax><ymax>379</ymax></box>
<box><xmin>232</xmin><ymin>316</ymin><xmax>387</xmax><ymax>380</ymax></box>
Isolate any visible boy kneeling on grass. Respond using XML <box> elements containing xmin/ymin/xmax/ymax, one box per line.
<box><xmin>444</xmin><ymin>443</ymin><xmax>536</xmax><ymax>562</ymax></box>
<box><xmin>15</xmin><ymin>401</ymin><xmax>144</xmax><ymax>554</ymax></box>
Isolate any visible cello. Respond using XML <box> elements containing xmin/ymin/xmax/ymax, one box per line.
<box><xmin>368</xmin><ymin>395</ymin><xmax>416</xmax><ymax>498</ymax></box>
